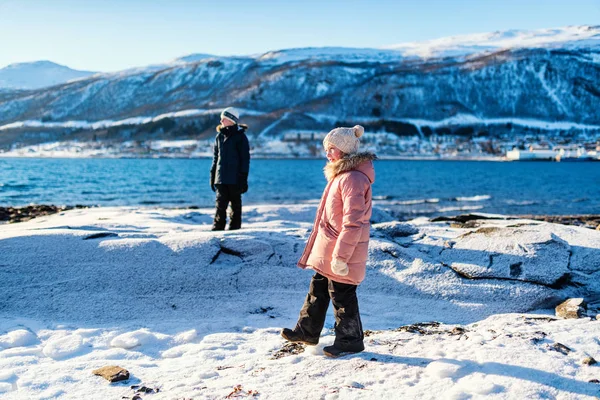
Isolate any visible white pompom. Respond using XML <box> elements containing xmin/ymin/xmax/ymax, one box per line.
<box><xmin>353</xmin><ymin>125</ymin><xmax>364</xmax><ymax>138</ymax></box>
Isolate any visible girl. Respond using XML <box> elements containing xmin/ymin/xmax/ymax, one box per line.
<box><xmin>282</xmin><ymin>125</ymin><xmax>376</xmax><ymax>357</ymax></box>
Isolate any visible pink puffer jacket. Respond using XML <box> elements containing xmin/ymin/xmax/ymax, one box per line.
<box><xmin>297</xmin><ymin>152</ymin><xmax>376</xmax><ymax>285</ymax></box>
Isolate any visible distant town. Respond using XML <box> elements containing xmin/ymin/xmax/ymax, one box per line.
<box><xmin>1</xmin><ymin>129</ymin><xmax>599</xmax><ymax>161</ymax></box>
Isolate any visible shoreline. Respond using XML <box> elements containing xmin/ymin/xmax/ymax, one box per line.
<box><xmin>2</xmin><ymin>154</ymin><xmax>599</xmax><ymax>162</ymax></box>
<box><xmin>2</xmin><ymin>204</ymin><xmax>599</xmax><ymax>229</ymax></box>
<box><xmin>0</xmin><ymin>154</ymin><xmax>506</xmax><ymax>161</ymax></box>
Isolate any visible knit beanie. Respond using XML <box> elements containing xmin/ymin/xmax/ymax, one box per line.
<box><xmin>220</xmin><ymin>107</ymin><xmax>240</xmax><ymax>124</ymax></box>
<box><xmin>323</xmin><ymin>125</ymin><xmax>364</xmax><ymax>154</ymax></box>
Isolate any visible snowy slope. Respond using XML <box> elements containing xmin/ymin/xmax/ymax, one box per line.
<box><xmin>257</xmin><ymin>47</ymin><xmax>405</xmax><ymax>64</ymax></box>
<box><xmin>0</xmin><ymin>61</ymin><xmax>96</xmax><ymax>90</ymax></box>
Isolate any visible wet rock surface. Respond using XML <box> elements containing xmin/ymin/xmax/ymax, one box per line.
<box><xmin>518</xmin><ymin>215</ymin><xmax>600</xmax><ymax>230</ymax></box>
<box><xmin>0</xmin><ymin>205</ymin><xmax>88</xmax><ymax>223</ymax></box>
<box><xmin>433</xmin><ymin>214</ymin><xmax>600</xmax><ymax>230</ymax></box>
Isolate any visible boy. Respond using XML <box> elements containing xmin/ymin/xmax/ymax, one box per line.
<box><xmin>210</xmin><ymin>107</ymin><xmax>250</xmax><ymax>231</ymax></box>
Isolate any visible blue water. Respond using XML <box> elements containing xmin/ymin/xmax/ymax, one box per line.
<box><xmin>0</xmin><ymin>158</ymin><xmax>598</xmax><ymax>217</ymax></box>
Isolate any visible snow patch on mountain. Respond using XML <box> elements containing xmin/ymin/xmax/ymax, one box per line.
<box><xmin>384</xmin><ymin>25</ymin><xmax>600</xmax><ymax>58</ymax></box>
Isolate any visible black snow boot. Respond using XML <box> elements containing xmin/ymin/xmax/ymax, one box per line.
<box><xmin>323</xmin><ymin>343</ymin><xmax>364</xmax><ymax>358</ymax></box>
<box><xmin>281</xmin><ymin>328</ymin><xmax>319</xmax><ymax>346</ymax></box>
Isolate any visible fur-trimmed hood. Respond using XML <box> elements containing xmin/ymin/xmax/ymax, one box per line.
<box><xmin>216</xmin><ymin>123</ymin><xmax>248</xmax><ymax>134</ymax></box>
<box><xmin>324</xmin><ymin>152</ymin><xmax>376</xmax><ymax>182</ymax></box>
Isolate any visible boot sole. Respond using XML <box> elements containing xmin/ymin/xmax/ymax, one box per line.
<box><xmin>323</xmin><ymin>348</ymin><xmax>363</xmax><ymax>358</ymax></box>
<box><xmin>280</xmin><ymin>331</ymin><xmax>318</xmax><ymax>346</ymax></box>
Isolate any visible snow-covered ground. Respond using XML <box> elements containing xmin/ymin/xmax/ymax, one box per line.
<box><xmin>1</xmin><ymin>205</ymin><xmax>599</xmax><ymax>399</ymax></box>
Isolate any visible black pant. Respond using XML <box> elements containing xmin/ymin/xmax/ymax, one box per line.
<box><xmin>295</xmin><ymin>273</ymin><xmax>364</xmax><ymax>351</ymax></box>
<box><xmin>213</xmin><ymin>184</ymin><xmax>242</xmax><ymax>230</ymax></box>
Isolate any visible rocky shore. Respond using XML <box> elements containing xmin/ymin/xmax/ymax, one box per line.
<box><xmin>433</xmin><ymin>213</ymin><xmax>600</xmax><ymax>230</ymax></box>
<box><xmin>517</xmin><ymin>215</ymin><xmax>600</xmax><ymax>230</ymax></box>
<box><xmin>0</xmin><ymin>205</ymin><xmax>87</xmax><ymax>223</ymax></box>
<box><xmin>2</xmin><ymin>205</ymin><xmax>599</xmax><ymax>230</ymax></box>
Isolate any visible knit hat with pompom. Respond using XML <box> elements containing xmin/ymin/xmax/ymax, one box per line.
<box><xmin>323</xmin><ymin>125</ymin><xmax>364</xmax><ymax>155</ymax></box>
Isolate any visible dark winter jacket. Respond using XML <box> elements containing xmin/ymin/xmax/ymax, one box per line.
<box><xmin>210</xmin><ymin>124</ymin><xmax>250</xmax><ymax>186</ymax></box>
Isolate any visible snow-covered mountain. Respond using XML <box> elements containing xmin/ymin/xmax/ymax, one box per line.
<box><xmin>384</xmin><ymin>25</ymin><xmax>600</xmax><ymax>58</ymax></box>
<box><xmin>174</xmin><ymin>53</ymin><xmax>217</xmax><ymax>63</ymax></box>
<box><xmin>0</xmin><ymin>60</ymin><xmax>96</xmax><ymax>90</ymax></box>
<box><xmin>0</xmin><ymin>26</ymin><xmax>599</xmax><ymax>153</ymax></box>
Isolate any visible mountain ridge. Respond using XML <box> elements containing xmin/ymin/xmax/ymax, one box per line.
<box><xmin>0</xmin><ymin>25</ymin><xmax>598</xmax><ymax>156</ymax></box>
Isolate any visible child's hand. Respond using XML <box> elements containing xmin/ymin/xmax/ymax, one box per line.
<box><xmin>331</xmin><ymin>258</ymin><xmax>349</xmax><ymax>276</ymax></box>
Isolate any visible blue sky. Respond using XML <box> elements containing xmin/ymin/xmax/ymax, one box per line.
<box><xmin>0</xmin><ymin>0</ymin><xmax>598</xmax><ymax>72</ymax></box>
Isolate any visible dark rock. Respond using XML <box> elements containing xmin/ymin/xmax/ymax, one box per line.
<box><xmin>509</xmin><ymin>262</ymin><xmax>523</xmax><ymax>277</ymax></box>
<box><xmin>250</xmin><ymin>306</ymin><xmax>274</xmax><ymax>314</ymax></box>
<box><xmin>271</xmin><ymin>342</ymin><xmax>305</xmax><ymax>359</ymax></box>
<box><xmin>431</xmin><ymin>214</ymin><xmax>505</xmax><ymax>223</ymax></box>
<box><xmin>0</xmin><ymin>205</ymin><xmax>88</xmax><ymax>224</ymax></box>
<box><xmin>135</xmin><ymin>386</ymin><xmax>156</xmax><ymax>394</ymax></box>
<box><xmin>529</xmin><ymin>331</ymin><xmax>547</xmax><ymax>344</ymax></box>
<box><xmin>583</xmin><ymin>356</ymin><xmax>598</xmax><ymax>366</ymax></box>
<box><xmin>549</xmin><ymin>342</ymin><xmax>572</xmax><ymax>355</ymax></box>
<box><xmin>555</xmin><ymin>298</ymin><xmax>587</xmax><ymax>319</ymax></box>
<box><xmin>450</xmin><ymin>220</ymin><xmax>482</xmax><ymax>229</ymax></box>
<box><xmin>517</xmin><ymin>215</ymin><xmax>600</xmax><ymax>230</ymax></box>
<box><xmin>522</xmin><ymin>316</ymin><xmax>558</xmax><ymax>323</ymax></box>
<box><xmin>92</xmin><ymin>365</ymin><xmax>130</xmax><ymax>382</ymax></box>
<box><xmin>395</xmin><ymin>322</ymin><xmax>441</xmax><ymax>335</ymax></box>
<box><xmin>449</xmin><ymin>327</ymin><xmax>466</xmax><ymax>336</ymax></box>
<box><xmin>83</xmin><ymin>232</ymin><xmax>118</xmax><ymax>240</ymax></box>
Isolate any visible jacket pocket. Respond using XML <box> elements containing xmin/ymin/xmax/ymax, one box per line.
<box><xmin>320</xmin><ymin>221</ymin><xmax>339</xmax><ymax>239</ymax></box>
<box><xmin>313</xmin><ymin>230</ymin><xmax>336</xmax><ymax>260</ymax></box>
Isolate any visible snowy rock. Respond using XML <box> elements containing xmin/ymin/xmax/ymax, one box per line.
<box><xmin>343</xmin><ymin>380</ymin><xmax>365</xmax><ymax>389</ymax></box>
<box><xmin>0</xmin><ymin>383</ymin><xmax>13</xmax><ymax>394</ymax></box>
<box><xmin>555</xmin><ymin>298</ymin><xmax>587</xmax><ymax>319</ymax></box>
<box><xmin>42</xmin><ymin>334</ymin><xmax>85</xmax><ymax>360</ymax></box>
<box><xmin>0</xmin><ymin>205</ymin><xmax>598</xmax><ymax>326</ymax></box>
<box><xmin>92</xmin><ymin>366</ymin><xmax>130</xmax><ymax>383</ymax></box>
<box><xmin>439</xmin><ymin>227</ymin><xmax>571</xmax><ymax>286</ymax></box>
<box><xmin>372</xmin><ymin>221</ymin><xmax>419</xmax><ymax>239</ymax></box>
<box><xmin>173</xmin><ymin>329</ymin><xmax>197</xmax><ymax>344</ymax></box>
<box><xmin>0</xmin><ymin>329</ymin><xmax>38</xmax><ymax>348</ymax></box>
<box><xmin>369</xmin><ymin>207</ymin><xmax>396</xmax><ymax>224</ymax></box>
<box><xmin>425</xmin><ymin>360</ymin><xmax>462</xmax><ymax>379</ymax></box>
<box><xmin>110</xmin><ymin>329</ymin><xmax>160</xmax><ymax>349</ymax></box>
